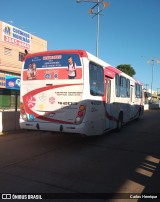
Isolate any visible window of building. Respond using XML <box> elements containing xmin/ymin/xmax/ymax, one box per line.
<box><xmin>4</xmin><ymin>48</ymin><xmax>12</xmax><ymax>55</ymax></box>
<box><xmin>89</xmin><ymin>62</ymin><xmax>104</xmax><ymax>96</ymax></box>
<box><xmin>19</xmin><ymin>52</ymin><xmax>25</xmax><ymax>61</ymax></box>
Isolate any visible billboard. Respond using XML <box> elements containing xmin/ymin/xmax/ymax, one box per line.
<box><xmin>2</xmin><ymin>22</ymin><xmax>31</xmax><ymax>50</ymax></box>
<box><xmin>23</xmin><ymin>53</ymin><xmax>82</xmax><ymax>80</ymax></box>
<box><xmin>5</xmin><ymin>76</ymin><xmax>20</xmax><ymax>90</ymax></box>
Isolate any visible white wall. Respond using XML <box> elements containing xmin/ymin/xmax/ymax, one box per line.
<box><xmin>0</xmin><ymin>112</ymin><xmax>20</xmax><ymax>132</ymax></box>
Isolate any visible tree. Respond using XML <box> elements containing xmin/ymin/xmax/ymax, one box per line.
<box><xmin>116</xmin><ymin>64</ymin><xmax>136</xmax><ymax>77</ymax></box>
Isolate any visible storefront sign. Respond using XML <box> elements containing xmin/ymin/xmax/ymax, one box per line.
<box><xmin>5</xmin><ymin>76</ymin><xmax>21</xmax><ymax>90</ymax></box>
<box><xmin>2</xmin><ymin>22</ymin><xmax>31</xmax><ymax>50</ymax></box>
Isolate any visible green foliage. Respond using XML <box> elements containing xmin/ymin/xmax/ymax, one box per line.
<box><xmin>116</xmin><ymin>64</ymin><xmax>136</xmax><ymax>77</ymax></box>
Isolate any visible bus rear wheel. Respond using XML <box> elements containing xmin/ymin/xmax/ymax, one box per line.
<box><xmin>116</xmin><ymin>113</ymin><xmax>123</xmax><ymax>132</ymax></box>
<box><xmin>135</xmin><ymin>108</ymin><xmax>141</xmax><ymax>121</ymax></box>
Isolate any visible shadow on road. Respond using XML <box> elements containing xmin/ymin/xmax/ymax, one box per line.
<box><xmin>0</xmin><ymin>110</ymin><xmax>160</xmax><ymax>202</ymax></box>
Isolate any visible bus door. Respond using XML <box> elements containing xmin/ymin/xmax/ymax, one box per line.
<box><xmin>105</xmin><ymin>77</ymin><xmax>112</xmax><ymax>129</ymax></box>
<box><xmin>130</xmin><ymin>84</ymin><xmax>135</xmax><ymax>118</ymax></box>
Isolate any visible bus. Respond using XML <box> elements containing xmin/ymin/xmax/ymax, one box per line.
<box><xmin>20</xmin><ymin>50</ymin><xmax>144</xmax><ymax>136</ymax></box>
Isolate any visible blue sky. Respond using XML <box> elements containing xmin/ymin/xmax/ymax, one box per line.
<box><xmin>1</xmin><ymin>0</ymin><xmax>160</xmax><ymax>91</ymax></box>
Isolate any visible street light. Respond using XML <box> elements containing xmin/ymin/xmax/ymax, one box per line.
<box><xmin>142</xmin><ymin>56</ymin><xmax>160</xmax><ymax>102</ymax></box>
<box><xmin>76</xmin><ymin>0</ymin><xmax>109</xmax><ymax>57</ymax></box>
<box><xmin>147</xmin><ymin>58</ymin><xmax>160</xmax><ymax>102</ymax></box>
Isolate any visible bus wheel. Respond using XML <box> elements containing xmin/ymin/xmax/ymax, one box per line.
<box><xmin>136</xmin><ymin>108</ymin><xmax>141</xmax><ymax>121</ymax></box>
<box><xmin>116</xmin><ymin>113</ymin><xmax>123</xmax><ymax>132</ymax></box>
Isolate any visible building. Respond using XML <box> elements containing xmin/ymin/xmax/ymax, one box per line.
<box><xmin>0</xmin><ymin>21</ymin><xmax>47</xmax><ymax>110</ymax></box>
<box><xmin>144</xmin><ymin>88</ymin><xmax>160</xmax><ymax>104</ymax></box>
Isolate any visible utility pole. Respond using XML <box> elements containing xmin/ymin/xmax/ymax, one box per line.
<box><xmin>147</xmin><ymin>58</ymin><xmax>160</xmax><ymax>101</ymax></box>
<box><xmin>76</xmin><ymin>0</ymin><xmax>109</xmax><ymax>57</ymax></box>
<box><xmin>141</xmin><ymin>56</ymin><xmax>160</xmax><ymax>102</ymax></box>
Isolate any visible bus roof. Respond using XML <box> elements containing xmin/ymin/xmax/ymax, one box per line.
<box><xmin>24</xmin><ymin>49</ymin><xmax>88</xmax><ymax>61</ymax></box>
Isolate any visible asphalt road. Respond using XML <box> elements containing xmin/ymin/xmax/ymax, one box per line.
<box><xmin>0</xmin><ymin>110</ymin><xmax>160</xmax><ymax>202</ymax></box>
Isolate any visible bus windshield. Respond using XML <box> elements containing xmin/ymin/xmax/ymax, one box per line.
<box><xmin>23</xmin><ymin>53</ymin><xmax>82</xmax><ymax>80</ymax></box>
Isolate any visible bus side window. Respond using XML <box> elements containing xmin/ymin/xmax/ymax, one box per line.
<box><xmin>120</xmin><ymin>76</ymin><xmax>127</xmax><ymax>98</ymax></box>
<box><xmin>135</xmin><ymin>84</ymin><xmax>142</xmax><ymax>98</ymax></box>
<box><xmin>115</xmin><ymin>74</ymin><xmax>120</xmax><ymax>97</ymax></box>
<box><xmin>89</xmin><ymin>62</ymin><xmax>104</xmax><ymax>96</ymax></box>
<box><xmin>140</xmin><ymin>85</ymin><xmax>142</xmax><ymax>98</ymax></box>
<box><xmin>127</xmin><ymin>79</ymin><xmax>130</xmax><ymax>98</ymax></box>
<box><xmin>107</xmin><ymin>79</ymin><xmax>111</xmax><ymax>103</ymax></box>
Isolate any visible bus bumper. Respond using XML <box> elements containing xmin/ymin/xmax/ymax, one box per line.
<box><xmin>19</xmin><ymin>119</ymin><xmax>89</xmax><ymax>136</ymax></box>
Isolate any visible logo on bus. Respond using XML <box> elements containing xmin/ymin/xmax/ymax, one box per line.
<box><xmin>49</xmin><ymin>97</ymin><xmax>55</xmax><ymax>104</ymax></box>
<box><xmin>29</xmin><ymin>114</ymin><xmax>35</xmax><ymax>121</ymax></box>
<box><xmin>27</xmin><ymin>96</ymin><xmax>36</xmax><ymax>108</ymax></box>
<box><xmin>44</xmin><ymin>73</ymin><xmax>51</xmax><ymax>79</ymax></box>
<box><xmin>54</xmin><ymin>73</ymin><xmax>58</xmax><ymax>79</ymax></box>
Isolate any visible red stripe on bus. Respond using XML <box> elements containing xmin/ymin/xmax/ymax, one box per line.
<box><xmin>23</xmin><ymin>83</ymin><xmax>82</xmax><ymax>124</ymax></box>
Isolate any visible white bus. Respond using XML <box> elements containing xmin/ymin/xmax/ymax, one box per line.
<box><xmin>20</xmin><ymin>50</ymin><xmax>144</xmax><ymax>136</ymax></box>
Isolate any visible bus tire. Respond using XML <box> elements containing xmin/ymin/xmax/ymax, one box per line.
<box><xmin>135</xmin><ymin>108</ymin><xmax>141</xmax><ymax>121</ymax></box>
<box><xmin>116</xmin><ymin>112</ymin><xmax>123</xmax><ymax>132</ymax></box>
